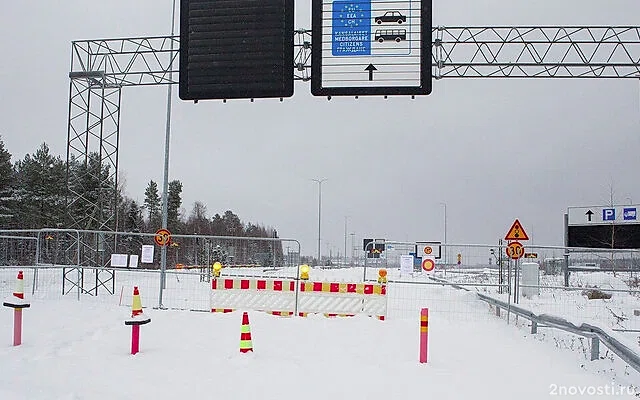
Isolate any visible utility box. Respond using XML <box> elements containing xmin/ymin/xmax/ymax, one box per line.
<box><xmin>521</xmin><ymin>262</ymin><xmax>540</xmax><ymax>298</ymax></box>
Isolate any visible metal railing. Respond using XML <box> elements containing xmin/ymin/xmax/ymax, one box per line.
<box><xmin>477</xmin><ymin>292</ymin><xmax>640</xmax><ymax>373</ymax></box>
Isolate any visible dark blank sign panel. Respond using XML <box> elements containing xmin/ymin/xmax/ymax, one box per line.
<box><xmin>179</xmin><ymin>0</ymin><xmax>294</xmax><ymax>100</ymax></box>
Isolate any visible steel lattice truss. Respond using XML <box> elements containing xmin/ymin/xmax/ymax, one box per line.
<box><xmin>66</xmin><ymin>26</ymin><xmax>640</xmax><ymax>236</ymax></box>
<box><xmin>434</xmin><ymin>26</ymin><xmax>640</xmax><ymax>78</ymax></box>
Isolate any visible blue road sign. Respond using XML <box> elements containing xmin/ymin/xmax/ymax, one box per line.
<box><xmin>624</xmin><ymin>207</ymin><xmax>637</xmax><ymax>221</ymax></box>
<box><xmin>332</xmin><ymin>0</ymin><xmax>372</xmax><ymax>56</ymax></box>
<box><xmin>603</xmin><ymin>208</ymin><xmax>616</xmax><ymax>221</ymax></box>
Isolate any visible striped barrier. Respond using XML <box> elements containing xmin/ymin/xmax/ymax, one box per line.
<box><xmin>210</xmin><ymin>278</ymin><xmax>387</xmax><ymax>320</ymax></box>
<box><xmin>297</xmin><ymin>282</ymin><xmax>386</xmax><ymax>320</ymax></box>
<box><xmin>210</xmin><ymin>278</ymin><xmax>297</xmax><ymax>316</ymax></box>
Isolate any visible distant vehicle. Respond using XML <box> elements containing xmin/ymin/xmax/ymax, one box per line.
<box><xmin>374</xmin><ymin>11</ymin><xmax>406</xmax><ymax>24</ymax></box>
<box><xmin>374</xmin><ymin>29</ymin><xmax>406</xmax><ymax>43</ymax></box>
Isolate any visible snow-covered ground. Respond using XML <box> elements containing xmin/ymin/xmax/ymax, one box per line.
<box><xmin>1</xmin><ymin>298</ymin><xmax>639</xmax><ymax>399</ymax></box>
<box><xmin>1</xmin><ymin>264</ymin><xmax>639</xmax><ymax>398</ymax></box>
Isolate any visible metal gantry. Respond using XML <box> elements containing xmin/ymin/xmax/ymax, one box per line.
<box><xmin>67</xmin><ymin>36</ymin><xmax>180</xmax><ymax>233</ymax></box>
<box><xmin>434</xmin><ymin>26</ymin><xmax>640</xmax><ymax>78</ymax></box>
<box><xmin>65</xmin><ymin>25</ymin><xmax>640</xmax><ymax>258</ymax></box>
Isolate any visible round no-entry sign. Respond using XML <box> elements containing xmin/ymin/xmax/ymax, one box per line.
<box><xmin>422</xmin><ymin>258</ymin><xmax>435</xmax><ymax>272</ymax></box>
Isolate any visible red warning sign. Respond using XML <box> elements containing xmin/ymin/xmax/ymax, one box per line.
<box><xmin>504</xmin><ymin>219</ymin><xmax>529</xmax><ymax>241</ymax></box>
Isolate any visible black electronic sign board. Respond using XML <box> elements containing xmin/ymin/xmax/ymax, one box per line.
<box><xmin>179</xmin><ymin>0</ymin><xmax>294</xmax><ymax>100</ymax></box>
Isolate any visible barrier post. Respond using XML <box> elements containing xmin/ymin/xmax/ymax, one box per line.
<box><xmin>420</xmin><ymin>308</ymin><xmax>429</xmax><ymax>363</ymax></box>
<box><xmin>124</xmin><ymin>286</ymin><xmax>151</xmax><ymax>355</ymax></box>
<box><xmin>3</xmin><ymin>271</ymin><xmax>31</xmax><ymax>346</ymax></box>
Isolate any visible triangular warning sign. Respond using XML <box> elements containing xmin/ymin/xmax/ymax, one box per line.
<box><xmin>505</xmin><ymin>219</ymin><xmax>529</xmax><ymax>241</ymax></box>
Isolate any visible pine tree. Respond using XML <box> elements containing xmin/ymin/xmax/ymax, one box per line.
<box><xmin>13</xmin><ymin>143</ymin><xmax>66</xmax><ymax>228</ymax></box>
<box><xmin>121</xmin><ymin>199</ymin><xmax>144</xmax><ymax>255</ymax></box>
<box><xmin>67</xmin><ymin>152</ymin><xmax>114</xmax><ymax>230</ymax></box>
<box><xmin>167</xmin><ymin>180</ymin><xmax>183</xmax><ymax>232</ymax></box>
<box><xmin>0</xmin><ymin>138</ymin><xmax>15</xmax><ymax>227</ymax></box>
<box><xmin>222</xmin><ymin>210</ymin><xmax>243</xmax><ymax>236</ymax></box>
<box><xmin>143</xmin><ymin>180</ymin><xmax>161</xmax><ymax>230</ymax></box>
<box><xmin>211</xmin><ymin>213</ymin><xmax>225</xmax><ymax>235</ymax></box>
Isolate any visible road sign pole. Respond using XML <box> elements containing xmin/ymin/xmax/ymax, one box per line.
<box><xmin>563</xmin><ymin>213</ymin><xmax>570</xmax><ymax>287</ymax></box>
<box><xmin>507</xmin><ymin>253</ymin><xmax>512</xmax><ymax>324</ymax></box>
<box><xmin>498</xmin><ymin>239</ymin><xmax>503</xmax><ymax>294</ymax></box>
<box><xmin>159</xmin><ymin>0</ymin><xmax>177</xmax><ymax>309</ymax></box>
<box><xmin>514</xmin><ymin>258</ymin><xmax>520</xmax><ymax>304</ymax></box>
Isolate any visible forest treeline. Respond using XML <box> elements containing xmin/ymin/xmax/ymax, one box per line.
<box><xmin>0</xmin><ymin>138</ymin><xmax>280</xmax><ymax>240</ymax></box>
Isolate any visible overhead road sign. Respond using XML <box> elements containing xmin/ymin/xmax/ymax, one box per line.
<box><xmin>179</xmin><ymin>0</ymin><xmax>294</xmax><ymax>101</ymax></box>
<box><xmin>567</xmin><ymin>205</ymin><xmax>640</xmax><ymax>249</ymax></box>
<box><xmin>311</xmin><ymin>0</ymin><xmax>432</xmax><ymax>97</ymax></box>
<box><xmin>568</xmin><ymin>205</ymin><xmax>638</xmax><ymax>225</ymax></box>
<box><xmin>505</xmin><ymin>219</ymin><xmax>529</xmax><ymax>241</ymax></box>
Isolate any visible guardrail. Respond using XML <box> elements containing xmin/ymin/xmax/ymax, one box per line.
<box><xmin>477</xmin><ymin>293</ymin><xmax>640</xmax><ymax>373</ymax></box>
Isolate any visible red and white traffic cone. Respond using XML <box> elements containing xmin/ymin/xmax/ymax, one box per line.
<box><xmin>124</xmin><ymin>286</ymin><xmax>151</xmax><ymax>355</ymax></box>
<box><xmin>3</xmin><ymin>271</ymin><xmax>31</xmax><ymax>346</ymax></box>
<box><xmin>13</xmin><ymin>270</ymin><xmax>24</xmax><ymax>299</ymax></box>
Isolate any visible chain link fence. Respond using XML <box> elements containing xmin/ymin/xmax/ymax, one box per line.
<box><xmin>1</xmin><ymin>232</ymin><xmax>639</xmax><ymax>331</ymax></box>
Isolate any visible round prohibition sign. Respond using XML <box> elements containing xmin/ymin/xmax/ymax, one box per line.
<box><xmin>154</xmin><ymin>228</ymin><xmax>171</xmax><ymax>247</ymax></box>
<box><xmin>506</xmin><ymin>242</ymin><xmax>525</xmax><ymax>260</ymax></box>
<box><xmin>422</xmin><ymin>258</ymin><xmax>435</xmax><ymax>272</ymax></box>
<box><xmin>423</xmin><ymin>246</ymin><xmax>433</xmax><ymax>255</ymax></box>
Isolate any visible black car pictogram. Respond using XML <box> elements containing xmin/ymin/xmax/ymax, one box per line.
<box><xmin>374</xmin><ymin>11</ymin><xmax>406</xmax><ymax>24</ymax></box>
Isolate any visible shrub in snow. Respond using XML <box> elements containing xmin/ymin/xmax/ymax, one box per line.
<box><xmin>581</xmin><ymin>289</ymin><xmax>612</xmax><ymax>300</ymax></box>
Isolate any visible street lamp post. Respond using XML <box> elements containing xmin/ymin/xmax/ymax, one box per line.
<box><xmin>311</xmin><ymin>178</ymin><xmax>327</xmax><ymax>265</ymax></box>
<box><xmin>439</xmin><ymin>202</ymin><xmax>447</xmax><ymax>267</ymax></box>
<box><xmin>349</xmin><ymin>232</ymin><xmax>355</xmax><ymax>266</ymax></box>
<box><xmin>344</xmin><ymin>216</ymin><xmax>349</xmax><ymax>268</ymax></box>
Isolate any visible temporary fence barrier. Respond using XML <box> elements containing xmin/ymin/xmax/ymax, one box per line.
<box><xmin>210</xmin><ymin>277</ymin><xmax>387</xmax><ymax>320</ymax></box>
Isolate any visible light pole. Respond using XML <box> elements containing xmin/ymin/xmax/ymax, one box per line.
<box><xmin>311</xmin><ymin>178</ymin><xmax>327</xmax><ymax>265</ymax></box>
<box><xmin>344</xmin><ymin>216</ymin><xmax>349</xmax><ymax>268</ymax></box>
<box><xmin>349</xmin><ymin>232</ymin><xmax>355</xmax><ymax>266</ymax></box>
<box><xmin>439</xmin><ymin>202</ymin><xmax>447</xmax><ymax>266</ymax></box>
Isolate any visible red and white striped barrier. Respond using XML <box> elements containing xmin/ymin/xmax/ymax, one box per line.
<box><xmin>210</xmin><ymin>278</ymin><xmax>387</xmax><ymax>320</ymax></box>
<box><xmin>297</xmin><ymin>281</ymin><xmax>386</xmax><ymax>320</ymax></box>
<box><xmin>211</xmin><ymin>278</ymin><xmax>297</xmax><ymax>315</ymax></box>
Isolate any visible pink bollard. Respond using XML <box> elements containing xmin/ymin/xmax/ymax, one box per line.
<box><xmin>13</xmin><ymin>309</ymin><xmax>23</xmax><ymax>346</ymax></box>
<box><xmin>4</xmin><ymin>298</ymin><xmax>30</xmax><ymax>347</ymax></box>
<box><xmin>419</xmin><ymin>308</ymin><xmax>429</xmax><ymax>363</ymax></box>
<box><xmin>131</xmin><ymin>325</ymin><xmax>140</xmax><ymax>355</ymax></box>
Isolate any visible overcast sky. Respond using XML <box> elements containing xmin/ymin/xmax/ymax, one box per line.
<box><xmin>1</xmin><ymin>1</ymin><xmax>639</xmax><ymax>258</ymax></box>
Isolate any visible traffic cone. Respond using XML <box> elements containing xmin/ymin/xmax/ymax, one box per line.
<box><xmin>239</xmin><ymin>312</ymin><xmax>253</xmax><ymax>353</ymax></box>
<box><xmin>13</xmin><ymin>271</ymin><xmax>24</xmax><ymax>299</ymax></box>
<box><xmin>131</xmin><ymin>286</ymin><xmax>143</xmax><ymax>317</ymax></box>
